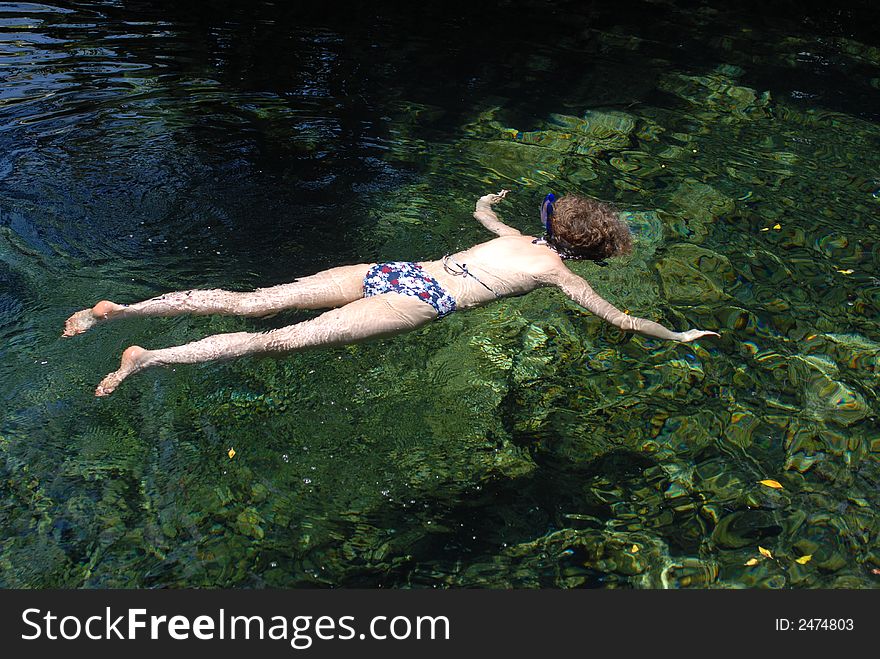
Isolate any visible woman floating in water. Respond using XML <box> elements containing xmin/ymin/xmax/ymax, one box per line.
<box><xmin>64</xmin><ymin>191</ymin><xmax>720</xmax><ymax>396</ymax></box>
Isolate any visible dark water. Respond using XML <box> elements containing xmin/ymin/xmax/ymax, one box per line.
<box><xmin>1</xmin><ymin>0</ymin><xmax>879</xmax><ymax>588</ymax></box>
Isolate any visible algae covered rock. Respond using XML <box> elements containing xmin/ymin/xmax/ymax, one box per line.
<box><xmin>655</xmin><ymin>243</ymin><xmax>734</xmax><ymax>305</ymax></box>
<box><xmin>460</xmin><ymin>108</ymin><xmax>639</xmax><ymax>189</ymax></box>
<box><xmin>235</xmin><ymin>507</ymin><xmax>266</xmax><ymax>540</ymax></box>
<box><xmin>314</xmin><ymin>303</ymin><xmax>541</xmax><ymax>505</ymax></box>
<box><xmin>659</xmin><ymin>71</ymin><xmax>771</xmax><ymax>121</ymax></box>
<box><xmin>804</xmin><ymin>333</ymin><xmax>880</xmax><ymax>380</ymax></box>
<box><xmin>668</xmin><ymin>180</ymin><xmax>736</xmax><ymax>241</ymax></box>
<box><xmin>803</xmin><ymin>376</ymin><xmax>869</xmax><ymax>427</ymax></box>
<box><xmin>779</xmin><ymin>352</ymin><xmax>871</xmax><ymax>428</ymax></box>
<box><xmin>548</xmin><ymin>110</ymin><xmax>637</xmax><ymax>157</ymax></box>
<box><xmin>469</xmin><ymin>139</ymin><xmax>566</xmax><ymax>186</ymax></box>
<box><xmin>0</xmin><ymin>534</ymin><xmax>81</xmax><ymax>588</ymax></box>
<box><xmin>620</xmin><ymin>209</ymin><xmax>664</xmax><ymax>253</ymax></box>
<box><xmin>722</xmin><ymin>408</ymin><xmax>761</xmax><ymax>449</ymax></box>
<box><xmin>428</xmin><ymin>526</ymin><xmax>723</xmax><ymax>589</ymax></box>
<box><xmin>436</xmin><ymin>527</ymin><xmax>672</xmax><ymax>588</ymax></box>
<box><xmin>711</xmin><ymin>509</ymin><xmax>781</xmax><ymax>549</ymax></box>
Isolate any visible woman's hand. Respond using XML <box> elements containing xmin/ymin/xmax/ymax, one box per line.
<box><xmin>477</xmin><ymin>189</ymin><xmax>509</xmax><ymax>207</ymax></box>
<box><xmin>676</xmin><ymin>329</ymin><xmax>721</xmax><ymax>343</ymax></box>
<box><xmin>472</xmin><ymin>189</ymin><xmax>521</xmax><ymax>236</ymax></box>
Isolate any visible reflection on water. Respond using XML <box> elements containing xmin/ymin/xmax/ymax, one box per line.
<box><xmin>1</xmin><ymin>1</ymin><xmax>879</xmax><ymax>588</ymax></box>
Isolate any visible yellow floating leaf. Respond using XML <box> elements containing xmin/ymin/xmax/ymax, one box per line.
<box><xmin>772</xmin><ymin>223</ymin><xmax>782</xmax><ymax>230</ymax></box>
<box><xmin>744</xmin><ymin>558</ymin><xmax>759</xmax><ymax>566</ymax></box>
<box><xmin>758</xmin><ymin>546</ymin><xmax>773</xmax><ymax>559</ymax></box>
<box><xmin>806</xmin><ymin>335</ymin><xmax>817</xmax><ymax>341</ymax></box>
<box><xmin>758</xmin><ymin>479</ymin><xmax>784</xmax><ymax>489</ymax></box>
<box><xmin>760</xmin><ymin>227</ymin><xmax>770</xmax><ymax>232</ymax></box>
<box><xmin>836</xmin><ymin>268</ymin><xmax>854</xmax><ymax>275</ymax></box>
<box><xmin>631</xmin><ymin>544</ymin><xmax>639</xmax><ymax>553</ymax></box>
<box><xmin>795</xmin><ymin>555</ymin><xmax>812</xmax><ymax>565</ymax></box>
<box><xmin>228</xmin><ymin>448</ymin><xmax>236</xmax><ymax>459</ymax></box>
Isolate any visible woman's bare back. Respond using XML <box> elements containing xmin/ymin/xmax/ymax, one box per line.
<box><xmin>419</xmin><ymin>235</ymin><xmax>561</xmax><ymax>310</ymax></box>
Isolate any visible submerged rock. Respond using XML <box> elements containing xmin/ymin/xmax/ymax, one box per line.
<box><xmin>429</xmin><ymin>527</ymin><xmax>676</xmax><ymax>588</ymax></box>
<box><xmin>473</xmin><ymin>110</ymin><xmax>639</xmax><ymax>181</ymax></box>
<box><xmin>467</xmin><ymin>139</ymin><xmax>565</xmax><ymax>186</ymax></box>
<box><xmin>428</xmin><ymin>526</ymin><xmax>725</xmax><ymax>589</ymax></box>
<box><xmin>620</xmin><ymin>209</ymin><xmax>664</xmax><ymax>253</ymax></box>
<box><xmin>803</xmin><ymin>375</ymin><xmax>869</xmax><ymax>427</ymax></box>
<box><xmin>659</xmin><ymin>72</ymin><xmax>771</xmax><ymax>120</ymax></box>
<box><xmin>235</xmin><ymin>507</ymin><xmax>266</xmax><ymax>540</ymax></box>
<box><xmin>548</xmin><ymin>110</ymin><xmax>637</xmax><ymax>157</ymax></box>
<box><xmin>655</xmin><ymin>243</ymin><xmax>734</xmax><ymax>304</ymax></box>
<box><xmin>711</xmin><ymin>509</ymin><xmax>781</xmax><ymax>549</ymax></box>
<box><xmin>668</xmin><ymin>180</ymin><xmax>736</xmax><ymax>241</ymax></box>
<box><xmin>723</xmin><ymin>408</ymin><xmax>761</xmax><ymax>449</ymax></box>
<box><xmin>805</xmin><ymin>333</ymin><xmax>880</xmax><ymax>380</ymax></box>
<box><xmin>549</xmin><ymin>110</ymin><xmax>637</xmax><ymax>138</ymax></box>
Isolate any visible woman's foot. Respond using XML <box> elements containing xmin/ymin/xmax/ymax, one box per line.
<box><xmin>95</xmin><ymin>346</ymin><xmax>147</xmax><ymax>396</ymax></box>
<box><xmin>62</xmin><ymin>300</ymin><xmax>122</xmax><ymax>337</ymax></box>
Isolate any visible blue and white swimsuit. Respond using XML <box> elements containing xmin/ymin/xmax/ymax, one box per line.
<box><xmin>363</xmin><ymin>262</ymin><xmax>457</xmax><ymax>318</ymax></box>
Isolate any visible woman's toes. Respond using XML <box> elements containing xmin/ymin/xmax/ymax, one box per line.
<box><xmin>62</xmin><ymin>309</ymin><xmax>96</xmax><ymax>337</ymax></box>
<box><xmin>63</xmin><ymin>301</ymin><xmax>122</xmax><ymax>338</ymax></box>
<box><xmin>94</xmin><ymin>346</ymin><xmax>147</xmax><ymax>396</ymax></box>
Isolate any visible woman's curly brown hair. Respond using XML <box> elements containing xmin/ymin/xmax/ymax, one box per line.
<box><xmin>547</xmin><ymin>195</ymin><xmax>633</xmax><ymax>260</ymax></box>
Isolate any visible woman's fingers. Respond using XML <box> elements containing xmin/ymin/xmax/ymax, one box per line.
<box><xmin>680</xmin><ymin>329</ymin><xmax>721</xmax><ymax>342</ymax></box>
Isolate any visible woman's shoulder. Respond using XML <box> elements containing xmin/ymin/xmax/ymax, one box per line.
<box><xmin>468</xmin><ymin>234</ymin><xmax>565</xmax><ymax>272</ymax></box>
<box><xmin>480</xmin><ymin>233</ymin><xmax>542</xmax><ymax>249</ymax></box>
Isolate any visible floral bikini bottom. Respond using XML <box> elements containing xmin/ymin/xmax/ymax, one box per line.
<box><xmin>363</xmin><ymin>262</ymin><xmax>457</xmax><ymax>318</ymax></box>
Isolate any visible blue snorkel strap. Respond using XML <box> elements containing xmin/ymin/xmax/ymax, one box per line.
<box><xmin>540</xmin><ymin>193</ymin><xmax>556</xmax><ymax>237</ymax></box>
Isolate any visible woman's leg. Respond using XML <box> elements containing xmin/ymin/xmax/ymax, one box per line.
<box><xmin>95</xmin><ymin>293</ymin><xmax>438</xmax><ymax>396</ymax></box>
<box><xmin>63</xmin><ymin>264</ymin><xmax>373</xmax><ymax>337</ymax></box>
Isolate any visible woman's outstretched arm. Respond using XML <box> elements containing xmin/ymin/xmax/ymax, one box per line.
<box><xmin>473</xmin><ymin>190</ymin><xmax>522</xmax><ymax>236</ymax></box>
<box><xmin>547</xmin><ymin>268</ymin><xmax>719</xmax><ymax>343</ymax></box>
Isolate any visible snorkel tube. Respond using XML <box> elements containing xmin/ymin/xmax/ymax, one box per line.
<box><xmin>540</xmin><ymin>193</ymin><xmax>556</xmax><ymax>237</ymax></box>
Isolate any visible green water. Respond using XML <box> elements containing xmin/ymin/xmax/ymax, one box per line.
<box><xmin>1</xmin><ymin>1</ymin><xmax>879</xmax><ymax>588</ymax></box>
